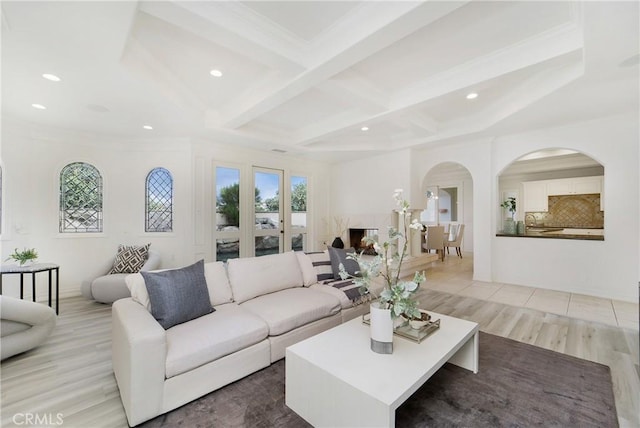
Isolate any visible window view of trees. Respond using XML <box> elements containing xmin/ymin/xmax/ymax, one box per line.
<box><xmin>291</xmin><ymin>181</ymin><xmax>307</xmax><ymax>212</ymax></box>
<box><xmin>217</xmin><ymin>183</ymin><xmax>241</xmax><ymax>227</ymax></box>
<box><xmin>291</xmin><ymin>177</ymin><xmax>307</xmax><ymax>251</ymax></box>
<box><xmin>217</xmin><ymin>183</ymin><xmax>265</xmax><ymax>226</ymax></box>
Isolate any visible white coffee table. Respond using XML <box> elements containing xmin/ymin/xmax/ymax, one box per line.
<box><xmin>285</xmin><ymin>312</ymin><xmax>479</xmax><ymax>428</ymax></box>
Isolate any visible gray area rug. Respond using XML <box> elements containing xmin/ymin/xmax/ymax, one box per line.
<box><xmin>141</xmin><ymin>332</ymin><xmax>617</xmax><ymax>427</ymax></box>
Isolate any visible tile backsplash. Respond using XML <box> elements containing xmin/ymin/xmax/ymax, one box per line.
<box><xmin>526</xmin><ymin>193</ymin><xmax>604</xmax><ymax>228</ymax></box>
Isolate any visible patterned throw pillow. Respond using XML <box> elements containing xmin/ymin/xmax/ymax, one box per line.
<box><xmin>327</xmin><ymin>246</ymin><xmax>361</xmax><ymax>280</ymax></box>
<box><xmin>109</xmin><ymin>244</ymin><xmax>151</xmax><ymax>274</ymax></box>
<box><xmin>305</xmin><ymin>251</ymin><xmax>334</xmax><ymax>282</ymax></box>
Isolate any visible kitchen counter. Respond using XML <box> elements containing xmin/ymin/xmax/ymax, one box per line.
<box><xmin>496</xmin><ymin>227</ymin><xmax>604</xmax><ymax>241</ymax></box>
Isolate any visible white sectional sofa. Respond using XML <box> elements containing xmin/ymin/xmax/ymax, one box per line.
<box><xmin>112</xmin><ymin>250</ymin><xmax>379</xmax><ymax>426</ymax></box>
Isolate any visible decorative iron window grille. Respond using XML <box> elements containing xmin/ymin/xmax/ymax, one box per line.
<box><xmin>146</xmin><ymin>167</ymin><xmax>173</xmax><ymax>232</ymax></box>
<box><xmin>59</xmin><ymin>162</ymin><xmax>103</xmax><ymax>233</ymax></box>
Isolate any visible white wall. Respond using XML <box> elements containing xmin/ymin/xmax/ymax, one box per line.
<box><xmin>329</xmin><ymin>149</ymin><xmax>412</xmax><ymax>245</ymax></box>
<box><xmin>3</xmin><ymin>112</ymin><xmax>637</xmax><ymax>303</ymax></box>
<box><xmin>0</xmin><ymin>119</ymin><xmax>331</xmax><ymax>299</ymax></box>
<box><xmin>491</xmin><ymin>113</ymin><xmax>638</xmax><ymax>302</ymax></box>
<box><xmin>338</xmin><ymin>113</ymin><xmax>638</xmax><ymax>302</ymax></box>
<box><xmin>0</xmin><ymin>119</ymin><xmax>195</xmax><ymax>299</ymax></box>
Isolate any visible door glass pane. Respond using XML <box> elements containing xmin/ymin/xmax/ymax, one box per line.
<box><xmin>216</xmin><ymin>167</ymin><xmax>240</xmax><ymax>261</ymax></box>
<box><xmin>292</xmin><ymin>233</ymin><xmax>305</xmax><ymax>251</ymax></box>
<box><xmin>255</xmin><ymin>236</ymin><xmax>280</xmax><ymax>257</ymax></box>
<box><xmin>291</xmin><ymin>176</ymin><xmax>307</xmax><ymax>252</ymax></box>
<box><xmin>254</xmin><ymin>170</ymin><xmax>281</xmax><ymax>256</ymax></box>
<box><xmin>216</xmin><ymin>238</ymin><xmax>239</xmax><ymax>262</ymax></box>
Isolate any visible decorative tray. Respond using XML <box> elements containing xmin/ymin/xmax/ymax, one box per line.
<box><xmin>362</xmin><ymin>313</ymin><xmax>441</xmax><ymax>344</ymax></box>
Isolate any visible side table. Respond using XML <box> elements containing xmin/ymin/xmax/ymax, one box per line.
<box><xmin>0</xmin><ymin>263</ymin><xmax>60</xmax><ymax>314</ymax></box>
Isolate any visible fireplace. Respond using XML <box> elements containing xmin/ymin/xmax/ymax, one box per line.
<box><xmin>348</xmin><ymin>228</ymin><xmax>379</xmax><ymax>255</ymax></box>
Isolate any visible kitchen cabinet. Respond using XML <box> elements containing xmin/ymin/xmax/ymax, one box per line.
<box><xmin>523</xmin><ymin>181</ymin><xmax>548</xmax><ymax>212</ymax></box>
<box><xmin>546</xmin><ymin>176</ymin><xmax>602</xmax><ymax>196</ymax></box>
<box><xmin>523</xmin><ymin>176</ymin><xmax>604</xmax><ymax>212</ymax></box>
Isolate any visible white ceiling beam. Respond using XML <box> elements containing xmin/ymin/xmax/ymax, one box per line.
<box><xmin>395</xmin><ymin>60</ymin><xmax>585</xmax><ymax>150</ymax></box>
<box><xmin>220</xmin><ymin>1</ymin><xmax>469</xmax><ymax>129</ymax></box>
<box><xmin>404</xmin><ymin>113</ymin><xmax>438</xmax><ymax>135</ymax></box>
<box><xmin>290</xmin><ymin>109</ymin><xmax>371</xmax><ymax>145</ymax></box>
<box><xmin>318</xmin><ymin>72</ymin><xmax>390</xmax><ymax>113</ymax></box>
<box><xmin>138</xmin><ymin>1</ymin><xmax>304</xmax><ymax>73</ymax></box>
<box><xmin>294</xmin><ymin>23</ymin><xmax>584</xmax><ymax>146</ymax></box>
<box><xmin>394</xmin><ymin>22</ymin><xmax>583</xmax><ymax>107</ymax></box>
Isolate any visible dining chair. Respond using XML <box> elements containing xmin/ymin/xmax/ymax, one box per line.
<box><xmin>445</xmin><ymin>224</ymin><xmax>465</xmax><ymax>258</ymax></box>
<box><xmin>422</xmin><ymin>226</ymin><xmax>445</xmax><ymax>261</ymax></box>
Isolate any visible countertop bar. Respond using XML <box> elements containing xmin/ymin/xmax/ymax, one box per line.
<box><xmin>496</xmin><ymin>231</ymin><xmax>604</xmax><ymax>241</ymax></box>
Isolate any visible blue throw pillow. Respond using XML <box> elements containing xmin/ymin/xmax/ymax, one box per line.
<box><xmin>141</xmin><ymin>260</ymin><xmax>214</xmax><ymax>329</ymax></box>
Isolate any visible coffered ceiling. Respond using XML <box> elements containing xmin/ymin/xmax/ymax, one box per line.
<box><xmin>1</xmin><ymin>1</ymin><xmax>638</xmax><ymax>162</ymax></box>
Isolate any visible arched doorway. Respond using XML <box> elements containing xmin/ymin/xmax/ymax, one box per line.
<box><xmin>421</xmin><ymin>162</ymin><xmax>474</xmax><ymax>254</ymax></box>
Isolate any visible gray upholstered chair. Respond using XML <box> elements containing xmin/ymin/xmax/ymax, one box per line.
<box><xmin>81</xmin><ymin>250</ymin><xmax>161</xmax><ymax>304</ymax></box>
<box><xmin>1</xmin><ymin>296</ymin><xmax>56</xmax><ymax>360</ymax></box>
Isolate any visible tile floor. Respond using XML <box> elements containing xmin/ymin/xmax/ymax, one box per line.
<box><xmin>423</xmin><ymin>252</ymin><xmax>639</xmax><ymax>331</ymax></box>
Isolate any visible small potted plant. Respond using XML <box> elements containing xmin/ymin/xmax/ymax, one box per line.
<box><xmin>500</xmin><ymin>197</ymin><xmax>517</xmax><ymax>234</ymax></box>
<box><xmin>6</xmin><ymin>248</ymin><xmax>38</xmax><ymax>266</ymax></box>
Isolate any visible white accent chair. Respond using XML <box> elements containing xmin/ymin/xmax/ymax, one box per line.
<box><xmin>1</xmin><ymin>296</ymin><xmax>56</xmax><ymax>360</ymax></box>
<box><xmin>446</xmin><ymin>224</ymin><xmax>465</xmax><ymax>258</ymax></box>
<box><xmin>81</xmin><ymin>250</ymin><xmax>161</xmax><ymax>304</ymax></box>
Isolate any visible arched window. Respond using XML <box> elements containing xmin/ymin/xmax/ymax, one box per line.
<box><xmin>60</xmin><ymin>162</ymin><xmax>103</xmax><ymax>233</ymax></box>
<box><xmin>146</xmin><ymin>167</ymin><xmax>173</xmax><ymax>232</ymax></box>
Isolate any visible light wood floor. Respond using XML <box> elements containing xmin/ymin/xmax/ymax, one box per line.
<box><xmin>1</xmin><ymin>256</ymin><xmax>638</xmax><ymax>428</ymax></box>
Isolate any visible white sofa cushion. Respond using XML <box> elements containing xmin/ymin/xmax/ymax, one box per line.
<box><xmin>295</xmin><ymin>251</ymin><xmax>316</xmax><ymax>286</ymax></box>
<box><xmin>165</xmin><ymin>303</ymin><xmax>268</xmax><ymax>378</ymax></box>
<box><xmin>204</xmin><ymin>262</ymin><xmax>234</xmax><ymax>305</ymax></box>
<box><xmin>227</xmin><ymin>252</ymin><xmax>303</xmax><ymax>304</ymax></box>
<box><xmin>240</xmin><ymin>288</ymin><xmax>341</xmax><ymax>336</ymax></box>
<box><xmin>126</xmin><ymin>261</ymin><xmax>234</xmax><ymax>311</ymax></box>
<box><xmin>310</xmin><ymin>283</ymin><xmax>352</xmax><ymax>309</ymax></box>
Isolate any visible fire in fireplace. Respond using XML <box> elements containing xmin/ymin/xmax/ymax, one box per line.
<box><xmin>348</xmin><ymin>228</ymin><xmax>379</xmax><ymax>255</ymax></box>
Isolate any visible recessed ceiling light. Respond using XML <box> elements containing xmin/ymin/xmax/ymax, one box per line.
<box><xmin>466</xmin><ymin>92</ymin><xmax>478</xmax><ymax>100</ymax></box>
<box><xmin>143</xmin><ymin>125</ymin><xmax>153</xmax><ymax>130</ymax></box>
<box><xmin>361</xmin><ymin>126</ymin><xmax>369</xmax><ymax>131</ymax></box>
<box><xmin>42</xmin><ymin>73</ymin><xmax>61</xmax><ymax>82</ymax></box>
<box><xmin>210</xmin><ymin>69</ymin><xmax>223</xmax><ymax>77</ymax></box>
<box><xmin>31</xmin><ymin>103</ymin><xmax>46</xmax><ymax>110</ymax></box>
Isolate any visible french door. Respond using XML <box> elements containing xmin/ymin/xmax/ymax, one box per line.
<box><xmin>215</xmin><ymin>165</ymin><xmax>307</xmax><ymax>261</ymax></box>
<box><xmin>253</xmin><ymin>167</ymin><xmax>283</xmax><ymax>257</ymax></box>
